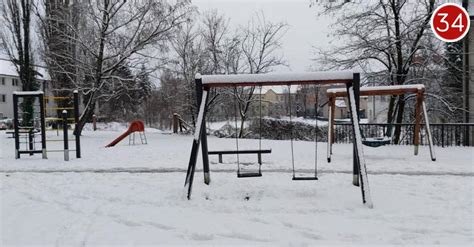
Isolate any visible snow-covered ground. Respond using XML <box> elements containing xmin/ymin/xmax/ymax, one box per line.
<box><xmin>0</xmin><ymin>124</ymin><xmax>473</xmax><ymax>245</ymax></box>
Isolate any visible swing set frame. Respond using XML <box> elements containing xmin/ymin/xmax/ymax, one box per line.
<box><xmin>326</xmin><ymin>84</ymin><xmax>436</xmax><ymax>165</ymax></box>
<box><xmin>184</xmin><ymin>71</ymin><xmax>373</xmax><ymax>207</ymax></box>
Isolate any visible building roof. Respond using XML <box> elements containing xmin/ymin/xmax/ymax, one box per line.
<box><xmin>0</xmin><ymin>58</ymin><xmax>18</xmax><ymax>77</ymax></box>
<box><xmin>0</xmin><ymin>58</ymin><xmax>50</xmax><ymax>80</ymax></box>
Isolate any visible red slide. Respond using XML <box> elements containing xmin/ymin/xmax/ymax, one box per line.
<box><xmin>105</xmin><ymin>120</ymin><xmax>145</xmax><ymax>147</ymax></box>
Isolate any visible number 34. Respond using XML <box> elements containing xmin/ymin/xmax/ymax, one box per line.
<box><xmin>436</xmin><ymin>13</ymin><xmax>464</xmax><ymax>32</ymax></box>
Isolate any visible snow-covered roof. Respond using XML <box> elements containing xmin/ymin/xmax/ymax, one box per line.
<box><xmin>0</xmin><ymin>58</ymin><xmax>50</xmax><ymax>80</ymax></box>
<box><xmin>0</xmin><ymin>58</ymin><xmax>18</xmax><ymax>77</ymax></box>
<box><xmin>13</xmin><ymin>91</ymin><xmax>45</xmax><ymax>95</ymax></box>
<box><xmin>196</xmin><ymin>71</ymin><xmax>357</xmax><ymax>87</ymax></box>
<box><xmin>327</xmin><ymin>84</ymin><xmax>425</xmax><ymax>95</ymax></box>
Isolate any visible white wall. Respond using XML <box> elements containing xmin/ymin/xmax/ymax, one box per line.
<box><xmin>0</xmin><ymin>76</ymin><xmax>22</xmax><ymax>119</ymax></box>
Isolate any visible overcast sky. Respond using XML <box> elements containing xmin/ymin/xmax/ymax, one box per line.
<box><xmin>193</xmin><ymin>0</ymin><xmax>334</xmax><ymax>73</ymax></box>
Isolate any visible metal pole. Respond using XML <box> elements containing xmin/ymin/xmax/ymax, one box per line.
<box><xmin>92</xmin><ymin>114</ymin><xmax>97</xmax><ymax>131</ymax></box>
<box><xmin>28</xmin><ymin>129</ymin><xmax>34</xmax><ymax>155</ymax></box>
<box><xmin>173</xmin><ymin>113</ymin><xmax>179</xmax><ymax>133</ymax></box>
<box><xmin>327</xmin><ymin>101</ymin><xmax>332</xmax><ymax>163</ymax></box>
<box><xmin>39</xmin><ymin>93</ymin><xmax>47</xmax><ymax>159</ymax></box>
<box><xmin>63</xmin><ymin>110</ymin><xmax>69</xmax><ymax>161</ymax></box>
<box><xmin>13</xmin><ymin>93</ymin><xmax>20</xmax><ymax>159</ymax></box>
<box><xmin>73</xmin><ymin>90</ymin><xmax>81</xmax><ymax>158</ymax></box>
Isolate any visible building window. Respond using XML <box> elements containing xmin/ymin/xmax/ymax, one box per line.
<box><xmin>0</xmin><ymin>94</ymin><xmax>6</xmax><ymax>103</ymax></box>
<box><xmin>12</xmin><ymin>79</ymin><xmax>19</xmax><ymax>86</ymax></box>
<box><xmin>1</xmin><ymin>77</ymin><xmax>4</xmax><ymax>85</ymax></box>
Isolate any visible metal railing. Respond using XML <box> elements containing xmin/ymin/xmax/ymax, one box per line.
<box><xmin>334</xmin><ymin>123</ymin><xmax>474</xmax><ymax>147</ymax></box>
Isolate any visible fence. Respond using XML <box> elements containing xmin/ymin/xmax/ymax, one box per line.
<box><xmin>334</xmin><ymin>123</ymin><xmax>474</xmax><ymax>147</ymax></box>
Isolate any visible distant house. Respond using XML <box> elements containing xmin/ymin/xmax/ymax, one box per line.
<box><xmin>254</xmin><ymin>85</ymin><xmax>368</xmax><ymax>120</ymax></box>
<box><xmin>253</xmin><ymin>86</ymin><xmax>296</xmax><ymax>117</ymax></box>
<box><xmin>0</xmin><ymin>58</ymin><xmax>50</xmax><ymax>119</ymax></box>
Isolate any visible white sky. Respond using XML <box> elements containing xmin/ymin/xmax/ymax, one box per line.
<box><xmin>192</xmin><ymin>0</ymin><xmax>334</xmax><ymax>73</ymax></box>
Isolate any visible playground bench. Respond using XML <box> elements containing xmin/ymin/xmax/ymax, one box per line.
<box><xmin>208</xmin><ymin>149</ymin><xmax>272</xmax><ymax>164</ymax></box>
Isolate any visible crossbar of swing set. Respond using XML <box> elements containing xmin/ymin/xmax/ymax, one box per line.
<box><xmin>326</xmin><ymin>84</ymin><xmax>425</xmax><ymax>97</ymax></box>
<box><xmin>197</xmin><ymin>71</ymin><xmax>355</xmax><ymax>88</ymax></box>
<box><xmin>184</xmin><ymin>71</ymin><xmax>372</xmax><ymax>207</ymax></box>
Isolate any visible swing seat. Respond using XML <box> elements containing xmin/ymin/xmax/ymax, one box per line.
<box><xmin>237</xmin><ymin>172</ymin><xmax>262</xmax><ymax>178</ymax></box>
<box><xmin>362</xmin><ymin>137</ymin><xmax>392</xmax><ymax>148</ymax></box>
<box><xmin>292</xmin><ymin>176</ymin><xmax>318</xmax><ymax>181</ymax></box>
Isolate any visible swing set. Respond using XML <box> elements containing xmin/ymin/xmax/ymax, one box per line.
<box><xmin>184</xmin><ymin>71</ymin><xmax>374</xmax><ymax>207</ymax></box>
<box><xmin>326</xmin><ymin>84</ymin><xmax>436</xmax><ymax>163</ymax></box>
<box><xmin>216</xmin><ymin>84</ymin><xmax>321</xmax><ymax>180</ymax></box>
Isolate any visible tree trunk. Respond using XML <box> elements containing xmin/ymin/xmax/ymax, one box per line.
<box><xmin>239</xmin><ymin>115</ymin><xmax>246</xmax><ymax>138</ymax></box>
<box><xmin>74</xmin><ymin>95</ymin><xmax>96</xmax><ymax>136</ymax></box>
<box><xmin>393</xmin><ymin>97</ymin><xmax>405</xmax><ymax>144</ymax></box>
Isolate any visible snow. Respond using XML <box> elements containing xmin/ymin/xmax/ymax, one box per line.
<box><xmin>0</xmin><ymin>58</ymin><xmax>50</xmax><ymax>80</ymax></box>
<box><xmin>335</xmin><ymin>98</ymin><xmax>346</xmax><ymax>108</ymax></box>
<box><xmin>198</xmin><ymin>71</ymin><xmax>357</xmax><ymax>85</ymax></box>
<box><xmin>0</xmin><ymin>59</ymin><xmax>18</xmax><ymax>77</ymax></box>
<box><xmin>327</xmin><ymin>84</ymin><xmax>425</xmax><ymax>94</ymax></box>
<box><xmin>194</xmin><ymin>91</ymin><xmax>208</xmax><ymax>140</ymax></box>
<box><xmin>0</xmin><ymin>126</ymin><xmax>473</xmax><ymax>245</ymax></box>
<box><xmin>13</xmin><ymin>91</ymin><xmax>45</xmax><ymax>96</ymax></box>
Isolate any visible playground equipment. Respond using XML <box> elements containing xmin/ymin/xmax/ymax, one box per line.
<box><xmin>326</xmin><ymin>84</ymin><xmax>436</xmax><ymax>162</ymax></box>
<box><xmin>105</xmin><ymin>120</ymin><xmax>147</xmax><ymax>147</ymax></box>
<box><xmin>13</xmin><ymin>91</ymin><xmax>81</xmax><ymax>161</ymax></box>
<box><xmin>287</xmin><ymin>84</ymin><xmax>321</xmax><ymax>181</ymax></box>
<box><xmin>231</xmin><ymin>84</ymin><xmax>265</xmax><ymax>178</ymax></box>
<box><xmin>172</xmin><ymin>113</ymin><xmax>192</xmax><ymax>133</ymax></box>
<box><xmin>43</xmin><ymin>90</ymin><xmax>81</xmax><ymax>160</ymax></box>
<box><xmin>185</xmin><ymin>71</ymin><xmax>373</xmax><ymax>208</ymax></box>
<box><xmin>13</xmin><ymin>91</ymin><xmax>47</xmax><ymax>159</ymax></box>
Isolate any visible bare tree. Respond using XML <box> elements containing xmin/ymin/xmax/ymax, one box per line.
<box><xmin>37</xmin><ymin>0</ymin><xmax>192</xmax><ymax>135</ymax></box>
<box><xmin>171</xmin><ymin>22</ymin><xmax>207</xmax><ymax>125</ymax></box>
<box><xmin>167</xmin><ymin>10</ymin><xmax>287</xmax><ymax>135</ymax></box>
<box><xmin>36</xmin><ymin>0</ymin><xmax>82</xmax><ymax>117</ymax></box>
<box><xmin>313</xmin><ymin>0</ymin><xmax>435</xmax><ymax>143</ymax></box>
<box><xmin>234</xmin><ymin>13</ymin><xmax>288</xmax><ymax>137</ymax></box>
<box><xmin>1</xmin><ymin>0</ymin><xmax>39</xmax><ymax>125</ymax></box>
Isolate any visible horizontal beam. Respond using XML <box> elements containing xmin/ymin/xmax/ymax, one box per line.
<box><xmin>44</xmin><ymin>96</ymin><xmax>73</xmax><ymax>100</ymax></box>
<box><xmin>13</xmin><ymin>91</ymin><xmax>44</xmax><ymax>96</ymax></box>
<box><xmin>327</xmin><ymin>84</ymin><xmax>425</xmax><ymax>97</ymax></box>
<box><xmin>198</xmin><ymin>71</ymin><xmax>356</xmax><ymax>88</ymax></box>
<box><xmin>208</xmin><ymin>149</ymin><xmax>272</xmax><ymax>155</ymax></box>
